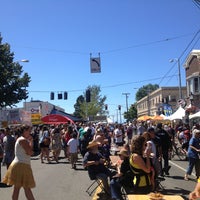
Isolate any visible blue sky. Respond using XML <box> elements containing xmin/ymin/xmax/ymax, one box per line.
<box><xmin>1</xmin><ymin>0</ymin><xmax>200</xmax><ymax>121</ymax></box>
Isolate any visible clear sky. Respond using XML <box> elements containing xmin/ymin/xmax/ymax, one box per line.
<box><xmin>0</xmin><ymin>0</ymin><xmax>200</xmax><ymax>122</ymax></box>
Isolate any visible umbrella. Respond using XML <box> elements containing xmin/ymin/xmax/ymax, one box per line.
<box><xmin>137</xmin><ymin>115</ymin><xmax>152</xmax><ymax>121</ymax></box>
<box><xmin>41</xmin><ymin>114</ymin><xmax>74</xmax><ymax>124</ymax></box>
<box><xmin>151</xmin><ymin>115</ymin><xmax>164</xmax><ymax>121</ymax></box>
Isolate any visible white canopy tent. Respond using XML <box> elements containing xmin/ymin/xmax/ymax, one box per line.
<box><xmin>189</xmin><ymin>111</ymin><xmax>200</xmax><ymax>119</ymax></box>
<box><xmin>168</xmin><ymin>106</ymin><xmax>185</xmax><ymax>120</ymax></box>
<box><xmin>107</xmin><ymin>117</ymin><xmax>114</xmax><ymax>124</ymax></box>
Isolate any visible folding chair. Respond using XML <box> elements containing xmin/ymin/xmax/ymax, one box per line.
<box><xmin>86</xmin><ymin>178</ymin><xmax>105</xmax><ymax>196</ymax></box>
<box><xmin>155</xmin><ymin>176</ymin><xmax>165</xmax><ymax>191</ymax></box>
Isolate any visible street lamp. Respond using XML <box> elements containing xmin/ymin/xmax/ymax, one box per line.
<box><xmin>19</xmin><ymin>59</ymin><xmax>29</xmax><ymax>63</ymax></box>
<box><xmin>170</xmin><ymin>58</ymin><xmax>182</xmax><ymax>99</ymax></box>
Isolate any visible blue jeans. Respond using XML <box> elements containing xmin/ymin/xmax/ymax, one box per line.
<box><xmin>96</xmin><ymin>173</ymin><xmax>110</xmax><ymax>193</ymax></box>
<box><xmin>186</xmin><ymin>157</ymin><xmax>200</xmax><ymax>177</ymax></box>
<box><xmin>110</xmin><ymin>178</ymin><xmax>123</xmax><ymax>200</ymax></box>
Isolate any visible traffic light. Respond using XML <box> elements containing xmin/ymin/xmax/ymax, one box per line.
<box><xmin>50</xmin><ymin>92</ymin><xmax>54</xmax><ymax>100</ymax></box>
<box><xmin>58</xmin><ymin>93</ymin><xmax>63</xmax><ymax>99</ymax></box>
<box><xmin>64</xmin><ymin>92</ymin><xmax>68</xmax><ymax>100</ymax></box>
<box><xmin>86</xmin><ymin>89</ymin><xmax>91</xmax><ymax>102</ymax></box>
<box><xmin>118</xmin><ymin>105</ymin><xmax>121</xmax><ymax>110</ymax></box>
<box><xmin>105</xmin><ymin>104</ymin><xmax>108</xmax><ymax>110</ymax></box>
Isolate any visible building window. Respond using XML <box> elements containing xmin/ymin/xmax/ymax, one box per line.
<box><xmin>188</xmin><ymin>79</ymin><xmax>193</xmax><ymax>94</ymax></box>
<box><xmin>194</xmin><ymin>77</ymin><xmax>199</xmax><ymax>93</ymax></box>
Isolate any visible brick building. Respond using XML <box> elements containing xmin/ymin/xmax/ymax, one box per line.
<box><xmin>184</xmin><ymin>49</ymin><xmax>200</xmax><ymax>109</ymax></box>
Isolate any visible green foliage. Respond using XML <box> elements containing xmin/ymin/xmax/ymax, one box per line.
<box><xmin>135</xmin><ymin>83</ymin><xmax>159</xmax><ymax>101</ymax></box>
<box><xmin>124</xmin><ymin>103</ymin><xmax>137</xmax><ymax>122</ymax></box>
<box><xmin>73</xmin><ymin>95</ymin><xmax>85</xmax><ymax>118</ymax></box>
<box><xmin>0</xmin><ymin>34</ymin><xmax>31</xmax><ymax>108</ymax></box>
<box><xmin>73</xmin><ymin>85</ymin><xmax>107</xmax><ymax>119</ymax></box>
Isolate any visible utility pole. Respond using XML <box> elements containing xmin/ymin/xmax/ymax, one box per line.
<box><xmin>147</xmin><ymin>89</ymin><xmax>151</xmax><ymax>116</ymax></box>
<box><xmin>170</xmin><ymin>58</ymin><xmax>182</xmax><ymax>99</ymax></box>
<box><xmin>122</xmin><ymin>93</ymin><xmax>130</xmax><ymax>113</ymax></box>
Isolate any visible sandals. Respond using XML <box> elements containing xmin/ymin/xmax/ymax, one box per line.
<box><xmin>184</xmin><ymin>175</ymin><xmax>189</xmax><ymax>181</ymax></box>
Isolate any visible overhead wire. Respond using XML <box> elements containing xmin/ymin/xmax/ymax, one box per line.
<box><xmin>193</xmin><ymin>0</ymin><xmax>200</xmax><ymax>9</ymax></box>
<box><xmin>28</xmin><ymin>74</ymin><xmax>177</xmax><ymax>94</ymax></box>
<box><xmin>16</xmin><ymin>33</ymin><xmax>195</xmax><ymax>56</ymax></box>
<box><xmin>158</xmin><ymin>29</ymin><xmax>200</xmax><ymax>86</ymax></box>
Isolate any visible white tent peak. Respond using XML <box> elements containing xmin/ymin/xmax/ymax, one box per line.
<box><xmin>168</xmin><ymin>106</ymin><xmax>185</xmax><ymax>120</ymax></box>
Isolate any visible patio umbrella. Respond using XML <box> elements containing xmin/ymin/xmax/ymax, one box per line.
<box><xmin>41</xmin><ymin>114</ymin><xmax>74</xmax><ymax>124</ymax></box>
<box><xmin>137</xmin><ymin>115</ymin><xmax>152</xmax><ymax>121</ymax></box>
<box><xmin>151</xmin><ymin>115</ymin><xmax>164</xmax><ymax>121</ymax></box>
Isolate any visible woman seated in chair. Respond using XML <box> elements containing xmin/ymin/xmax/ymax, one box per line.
<box><xmin>129</xmin><ymin>135</ymin><xmax>152</xmax><ymax>194</ymax></box>
<box><xmin>83</xmin><ymin>140</ymin><xmax>111</xmax><ymax>195</ymax></box>
<box><xmin>110</xmin><ymin>148</ymin><xmax>133</xmax><ymax>200</ymax></box>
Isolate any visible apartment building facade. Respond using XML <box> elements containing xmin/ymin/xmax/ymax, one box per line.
<box><xmin>137</xmin><ymin>87</ymin><xmax>187</xmax><ymax>117</ymax></box>
<box><xmin>184</xmin><ymin>49</ymin><xmax>200</xmax><ymax>109</ymax></box>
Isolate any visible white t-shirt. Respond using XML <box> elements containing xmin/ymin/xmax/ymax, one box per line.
<box><xmin>114</xmin><ymin>128</ymin><xmax>123</xmax><ymax>143</ymax></box>
<box><xmin>67</xmin><ymin>138</ymin><xmax>79</xmax><ymax>153</ymax></box>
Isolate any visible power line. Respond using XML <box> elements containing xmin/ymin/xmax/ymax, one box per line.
<box><xmin>193</xmin><ymin>0</ymin><xmax>200</xmax><ymax>9</ymax></box>
<box><xmin>15</xmin><ymin>32</ymin><xmax>195</xmax><ymax>55</ymax></box>
<box><xmin>101</xmin><ymin>33</ymin><xmax>194</xmax><ymax>54</ymax></box>
<box><xmin>158</xmin><ymin>29</ymin><xmax>200</xmax><ymax>86</ymax></box>
<box><xmin>28</xmin><ymin>74</ymin><xmax>177</xmax><ymax>94</ymax></box>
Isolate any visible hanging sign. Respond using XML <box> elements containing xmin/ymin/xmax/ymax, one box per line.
<box><xmin>90</xmin><ymin>56</ymin><xmax>101</xmax><ymax>73</ymax></box>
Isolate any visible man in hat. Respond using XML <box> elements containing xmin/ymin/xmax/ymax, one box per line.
<box><xmin>110</xmin><ymin>149</ymin><xmax>133</xmax><ymax>200</ymax></box>
<box><xmin>83</xmin><ymin>140</ymin><xmax>111</xmax><ymax>194</ymax></box>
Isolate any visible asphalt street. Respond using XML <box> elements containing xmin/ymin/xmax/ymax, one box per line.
<box><xmin>0</xmin><ymin>152</ymin><xmax>197</xmax><ymax>200</ymax></box>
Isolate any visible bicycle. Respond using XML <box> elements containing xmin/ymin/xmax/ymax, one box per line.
<box><xmin>170</xmin><ymin>140</ymin><xmax>187</xmax><ymax>161</ymax></box>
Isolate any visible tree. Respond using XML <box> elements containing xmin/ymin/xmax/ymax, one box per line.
<box><xmin>73</xmin><ymin>85</ymin><xmax>107</xmax><ymax>119</ymax></box>
<box><xmin>0</xmin><ymin>34</ymin><xmax>31</xmax><ymax>108</ymax></box>
<box><xmin>73</xmin><ymin>95</ymin><xmax>85</xmax><ymax>118</ymax></box>
<box><xmin>124</xmin><ymin>103</ymin><xmax>137</xmax><ymax>122</ymax></box>
<box><xmin>135</xmin><ymin>83</ymin><xmax>159</xmax><ymax>101</ymax></box>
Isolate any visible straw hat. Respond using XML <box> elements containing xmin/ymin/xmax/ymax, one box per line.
<box><xmin>117</xmin><ymin>149</ymin><xmax>129</xmax><ymax>157</ymax></box>
<box><xmin>87</xmin><ymin>141</ymin><xmax>100</xmax><ymax>149</ymax></box>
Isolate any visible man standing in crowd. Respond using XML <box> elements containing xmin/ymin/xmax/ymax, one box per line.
<box><xmin>155</xmin><ymin>123</ymin><xmax>171</xmax><ymax>176</ymax></box>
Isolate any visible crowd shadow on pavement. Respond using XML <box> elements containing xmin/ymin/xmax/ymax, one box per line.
<box><xmin>168</xmin><ymin>175</ymin><xmax>197</xmax><ymax>183</ymax></box>
<box><xmin>161</xmin><ymin>175</ymin><xmax>191</xmax><ymax>200</ymax></box>
<box><xmin>162</xmin><ymin>188</ymin><xmax>190</xmax><ymax>200</ymax></box>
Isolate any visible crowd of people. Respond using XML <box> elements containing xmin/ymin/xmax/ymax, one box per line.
<box><xmin>0</xmin><ymin>120</ymin><xmax>200</xmax><ymax>200</ymax></box>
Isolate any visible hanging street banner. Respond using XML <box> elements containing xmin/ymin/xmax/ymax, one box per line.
<box><xmin>90</xmin><ymin>57</ymin><xmax>101</xmax><ymax>73</ymax></box>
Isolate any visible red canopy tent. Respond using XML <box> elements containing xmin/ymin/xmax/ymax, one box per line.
<box><xmin>41</xmin><ymin>114</ymin><xmax>74</xmax><ymax>124</ymax></box>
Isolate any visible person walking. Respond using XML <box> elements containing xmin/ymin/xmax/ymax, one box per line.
<box><xmin>113</xmin><ymin>125</ymin><xmax>124</xmax><ymax>147</ymax></box>
<box><xmin>3</xmin><ymin>127</ymin><xmax>15</xmax><ymax>169</ymax></box>
<box><xmin>51</xmin><ymin>126</ymin><xmax>62</xmax><ymax>163</ymax></box>
<box><xmin>184</xmin><ymin>129</ymin><xmax>200</xmax><ymax>181</ymax></box>
<box><xmin>67</xmin><ymin>132</ymin><xmax>79</xmax><ymax>169</ymax></box>
<box><xmin>2</xmin><ymin>125</ymin><xmax>36</xmax><ymax>200</ymax></box>
<box><xmin>39</xmin><ymin>126</ymin><xmax>50</xmax><ymax>164</ymax></box>
<box><xmin>155</xmin><ymin>123</ymin><xmax>171</xmax><ymax>176</ymax></box>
